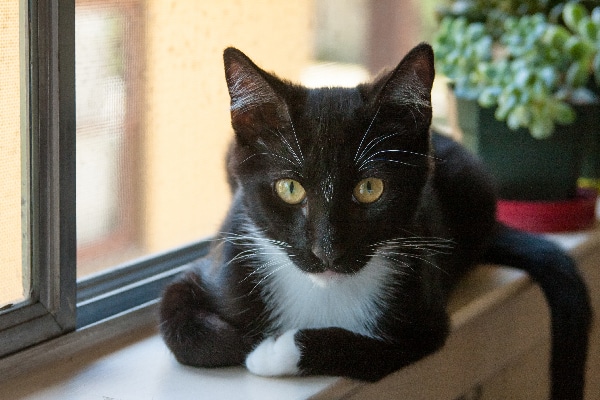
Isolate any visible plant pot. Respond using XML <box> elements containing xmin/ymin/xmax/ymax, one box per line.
<box><xmin>496</xmin><ymin>188</ymin><xmax>597</xmax><ymax>233</ymax></box>
<box><xmin>579</xmin><ymin>86</ymin><xmax>600</xmax><ymax>191</ymax></box>
<box><xmin>455</xmin><ymin>95</ymin><xmax>596</xmax><ymax>202</ymax></box>
<box><xmin>580</xmin><ymin>128</ymin><xmax>600</xmax><ymax>190</ymax></box>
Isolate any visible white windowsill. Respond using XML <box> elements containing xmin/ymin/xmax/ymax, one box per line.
<box><xmin>1</xmin><ymin>229</ymin><xmax>598</xmax><ymax>400</ymax></box>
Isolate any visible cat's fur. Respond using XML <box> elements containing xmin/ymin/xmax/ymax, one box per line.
<box><xmin>159</xmin><ymin>43</ymin><xmax>591</xmax><ymax>399</ymax></box>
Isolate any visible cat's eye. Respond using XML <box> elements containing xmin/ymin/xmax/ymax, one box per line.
<box><xmin>353</xmin><ymin>178</ymin><xmax>384</xmax><ymax>204</ymax></box>
<box><xmin>275</xmin><ymin>179</ymin><xmax>306</xmax><ymax>204</ymax></box>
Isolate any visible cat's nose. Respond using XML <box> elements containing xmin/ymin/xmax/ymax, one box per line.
<box><xmin>311</xmin><ymin>243</ymin><xmax>340</xmax><ymax>269</ymax></box>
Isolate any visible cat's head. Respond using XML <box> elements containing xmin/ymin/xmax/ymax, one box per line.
<box><xmin>223</xmin><ymin>43</ymin><xmax>435</xmax><ymax>281</ymax></box>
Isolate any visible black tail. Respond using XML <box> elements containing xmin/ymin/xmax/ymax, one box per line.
<box><xmin>483</xmin><ymin>224</ymin><xmax>592</xmax><ymax>400</ymax></box>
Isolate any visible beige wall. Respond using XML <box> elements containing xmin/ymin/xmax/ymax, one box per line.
<box><xmin>2</xmin><ymin>1</ymin><xmax>315</xmax><ymax>292</ymax></box>
<box><xmin>0</xmin><ymin>1</ymin><xmax>24</xmax><ymax>305</ymax></box>
<box><xmin>143</xmin><ymin>0</ymin><xmax>314</xmax><ymax>252</ymax></box>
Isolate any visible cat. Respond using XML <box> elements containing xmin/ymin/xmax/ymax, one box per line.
<box><xmin>159</xmin><ymin>43</ymin><xmax>591</xmax><ymax>399</ymax></box>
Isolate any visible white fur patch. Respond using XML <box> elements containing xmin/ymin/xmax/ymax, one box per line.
<box><xmin>245</xmin><ymin>329</ymin><xmax>301</xmax><ymax>377</ymax></box>
<box><xmin>250</xmin><ymin>231</ymin><xmax>396</xmax><ymax>339</ymax></box>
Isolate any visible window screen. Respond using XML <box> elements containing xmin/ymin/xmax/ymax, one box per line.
<box><xmin>0</xmin><ymin>1</ymin><xmax>28</xmax><ymax>308</ymax></box>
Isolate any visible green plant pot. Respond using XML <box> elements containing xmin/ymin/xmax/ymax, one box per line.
<box><xmin>579</xmin><ymin>87</ymin><xmax>600</xmax><ymax>191</ymax></box>
<box><xmin>580</xmin><ymin>130</ymin><xmax>600</xmax><ymax>180</ymax></box>
<box><xmin>456</xmin><ymin>95</ymin><xmax>596</xmax><ymax>201</ymax></box>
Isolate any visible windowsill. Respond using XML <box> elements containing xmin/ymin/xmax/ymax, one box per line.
<box><xmin>1</xmin><ymin>229</ymin><xmax>598</xmax><ymax>400</ymax></box>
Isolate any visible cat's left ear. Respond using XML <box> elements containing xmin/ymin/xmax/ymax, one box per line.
<box><xmin>372</xmin><ymin>43</ymin><xmax>434</xmax><ymax>112</ymax></box>
<box><xmin>223</xmin><ymin>48</ymin><xmax>289</xmax><ymax>143</ymax></box>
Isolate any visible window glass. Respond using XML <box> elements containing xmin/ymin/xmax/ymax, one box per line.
<box><xmin>75</xmin><ymin>1</ymin><xmax>315</xmax><ymax>278</ymax></box>
<box><xmin>75</xmin><ymin>1</ymin><xmax>140</xmax><ymax>276</ymax></box>
<box><xmin>0</xmin><ymin>1</ymin><xmax>28</xmax><ymax>308</ymax></box>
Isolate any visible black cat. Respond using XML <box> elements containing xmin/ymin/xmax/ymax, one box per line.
<box><xmin>159</xmin><ymin>43</ymin><xmax>591</xmax><ymax>399</ymax></box>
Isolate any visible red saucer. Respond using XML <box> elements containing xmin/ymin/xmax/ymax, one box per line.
<box><xmin>497</xmin><ymin>188</ymin><xmax>598</xmax><ymax>233</ymax></box>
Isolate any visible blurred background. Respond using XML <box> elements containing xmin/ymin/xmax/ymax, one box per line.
<box><xmin>72</xmin><ymin>0</ymin><xmax>444</xmax><ymax>278</ymax></box>
<box><xmin>0</xmin><ymin>0</ymin><xmax>448</xmax><ymax>307</ymax></box>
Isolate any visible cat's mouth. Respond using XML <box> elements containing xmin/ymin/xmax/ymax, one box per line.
<box><xmin>307</xmin><ymin>270</ymin><xmax>346</xmax><ymax>288</ymax></box>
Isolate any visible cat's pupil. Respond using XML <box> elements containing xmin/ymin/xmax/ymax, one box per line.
<box><xmin>289</xmin><ymin>181</ymin><xmax>295</xmax><ymax>194</ymax></box>
<box><xmin>366</xmin><ymin>181</ymin><xmax>372</xmax><ymax>193</ymax></box>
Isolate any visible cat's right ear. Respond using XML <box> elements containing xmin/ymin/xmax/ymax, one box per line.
<box><xmin>223</xmin><ymin>48</ymin><xmax>289</xmax><ymax>143</ymax></box>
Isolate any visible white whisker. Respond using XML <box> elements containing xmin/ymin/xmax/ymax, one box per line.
<box><xmin>355</xmin><ymin>132</ymin><xmax>401</xmax><ymax>165</ymax></box>
<box><xmin>287</xmin><ymin>116</ymin><xmax>305</xmax><ymax>163</ymax></box>
<box><xmin>359</xmin><ymin>159</ymin><xmax>417</xmax><ymax>171</ymax></box>
<box><xmin>238</xmin><ymin>152</ymin><xmax>267</xmax><ymax>166</ymax></box>
<box><xmin>268</xmin><ymin>127</ymin><xmax>302</xmax><ymax>167</ymax></box>
<box><xmin>371</xmin><ymin>235</ymin><xmax>455</xmax><ymax>276</ymax></box>
<box><xmin>250</xmin><ymin>263</ymin><xmax>291</xmax><ymax>295</ymax></box>
<box><xmin>354</xmin><ymin>106</ymin><xmax>381</xmax><ymax>163</ymax></box>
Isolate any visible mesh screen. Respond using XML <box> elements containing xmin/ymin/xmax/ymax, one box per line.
<box><xmin>75</xmin><ymin>1</ymin><xmax>313</xmax><ymax>278</ymax></box>
<box><xmin>75</xmin><ymin>3</ymin><xmax>141</xmax><ymax>275</ymax></box>
<box><xmin>0</xmin><ymin>2</ymin><xmax>25</xmax><ymax>307</ymax></box>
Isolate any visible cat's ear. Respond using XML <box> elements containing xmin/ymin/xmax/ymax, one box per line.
<box><xmin>373</xmin><ymin>43</ymin><xmax>434</xmax><ymax>113</ymax></box>
<box><xmin>223</xmin><ymin>48</ymin><xmax>289</xmax><ymax>143</ymax></box>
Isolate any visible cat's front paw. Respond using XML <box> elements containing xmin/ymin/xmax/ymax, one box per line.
<box><xmin>245</xmin><ymin>329</ymin><xmax>301</xmax><ymax>377</ymax></box>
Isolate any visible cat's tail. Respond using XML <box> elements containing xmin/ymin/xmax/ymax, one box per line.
<box><xmin>482</xmin><ymin>224</ymin><xmax>592</xmax><ymax>400</ymax></box>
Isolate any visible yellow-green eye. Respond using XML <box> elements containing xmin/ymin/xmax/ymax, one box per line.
<box><xmin>275</xmin><ymin>179</ymin><xmax>306</xmax><ymax>204</ymax></box>
<box><xmin>353</xmin><ymin>178</ymin><xmax>384</xmax><ymax>204</ymax></box>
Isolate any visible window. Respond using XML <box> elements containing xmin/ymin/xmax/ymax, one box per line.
<box><xmin>0</xmin><ymin>0</ymin><xmax>319</xmax><ymax>355</ymax></box>
<box><xmin>74</xmin><ymin>0</ymin><xmax>317</xmax><ymax>326</ymax></box>
<box><xmin>0</xmin><ymin>0</ymin><xmax>77</xmax><ymax>358</ymax></box>
<box><xmin>1</xmin><ymin>0</ymin><xmax>431</xmax><ymax>358</ymax></box>
<box><xmin>74</xmin><ymin>1</ymin><xmax>318</xmax><ymax>281</ymax></box>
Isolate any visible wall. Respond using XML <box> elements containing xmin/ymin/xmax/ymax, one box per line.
<box><xmin>143</xmin><ymin>0</ymin><xmax>314</xmax><ymax>252</ymax></box>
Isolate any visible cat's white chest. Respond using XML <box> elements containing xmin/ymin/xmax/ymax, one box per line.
<box><xmin>254</xmin><ymin>241</ymin><xmax>395</xmax><ymax>338</ymax></box>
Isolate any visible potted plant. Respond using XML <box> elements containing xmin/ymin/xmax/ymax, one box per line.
<box><xmin>433</xmin><ymin>0</ymin><xmax>599</xmax><ymax>231</ymax></box>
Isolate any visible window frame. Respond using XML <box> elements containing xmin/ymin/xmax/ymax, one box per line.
<box><xmin>76</xmin><ymin>241</ymin><xmax>208</xmax><ymax>327</ymax></box>
<box><xmin>1</xmin><ymin>0</ymin><xmax>209</xmax><ymax>359</ymax></box>
<box><xmin>0</xmin><ymin>0</ymin><xmax>77</xmax><ymax>358</ymax></box>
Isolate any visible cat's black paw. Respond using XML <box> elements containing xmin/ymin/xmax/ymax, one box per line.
<box><xmin>245</xmin><ymin>330</ymin><xmax>301</xmax><ymax>377</ymax></box>
<box><xmin>159</xmin><ymin>272</ymin><xmax>248</xmax><ymax>367</ymax></box>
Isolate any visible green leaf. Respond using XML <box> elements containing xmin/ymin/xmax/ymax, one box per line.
<box><xmin>506</xmin><ymin>110</ymin><xmax>523</xmax><ymax>131</ymax></box>
<box><xmin>495</xmin><ymin>91</ymin><xmax>518</xmax><ymax>121</ymax></box>
<box><xmin>538</xmin><ymin>67</ymin><xmax>557</xmax><ymax>87</ymax></box>
<box><xmin>566</xmin><ymin>61</ymin><xmax>590</xmax><ymax>87</ymax></box>
<box><xmin>513</xmin><ymin>105</ymin><xmax>531</xmax><ymax>127</ymax></box>
<box><xmin>514</xmin><ymin>70</ymin><xmax>532</xmax><ymax>88</ymax></box>
<box><xmin>543</xmin><ymin>25</ymin><xmax>571</xmax><ymax>49</ymax></box>
<box><xmin>563</xmin><ymin>2</ymin><xmax>589</xmax><ymax>32</ymax></box>
<box><xmin>466</xmin><ymin>23</ymin><xmax>485</xmax><ymax>40</ymax></box>
<box><xmin>529</xmin><ymin>118</ymin><xmax>554</xmax><ymax>139</ymax></box>
<box><xmin>504</xmin><ymin>18</ymin><xmax>518</xmax><ymax>33</ymax></box>
<box><xmin>592</xmin><ymin>8</ymin><xmax>600</xmax><ymax>26</ymax></box>
<box><xmin>474</xmin><ymin>36</ymin><xmax>493</xmax><ymax>60</ymax></box>
<box><xmin>565</xmin><ymin>36</ymin><xmax>593</xmax><ymax>60</ymax></box>
<box><xmin>554</xmin><ymin>102</ymin><xmax>577</xmax><ymax>125</ymax></box>
<box><xmin>530</xmin><ymin>80</ymin><xmax>548</xmax><ymax>100</ymax></box>
<box><xmin>478</xmin><ymin>87</ymin><xmax>500</xmax><ymax>108</ymax></box>
<box><xmin>578</xmin><ymin>18</ymin><xmax>598</xmax><ymax>43</ymax></box>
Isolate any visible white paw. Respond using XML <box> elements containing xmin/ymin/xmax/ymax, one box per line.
<box><xmin>245</xmin><ymin>329</ymin><xmax>301</xmax><ymax>377</ymax></box>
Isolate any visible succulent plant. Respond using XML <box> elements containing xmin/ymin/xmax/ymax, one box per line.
<box><xmin>434</xmin><ymin>1</ymin><xmax>600</xmax><ymax>138</ymax></box>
